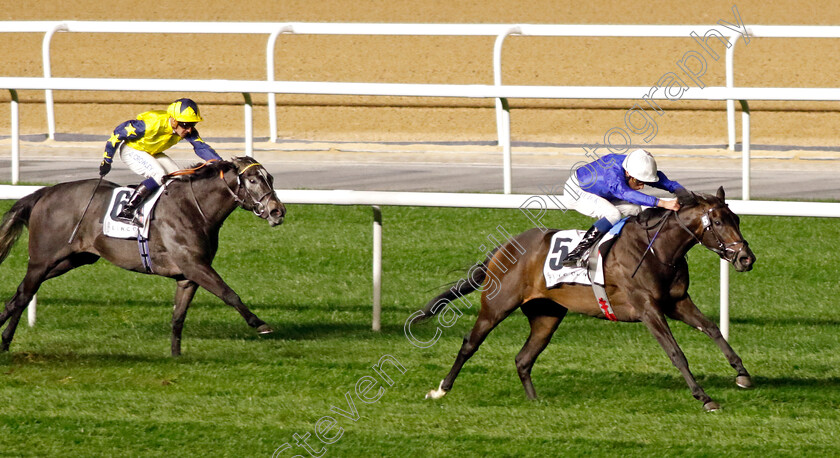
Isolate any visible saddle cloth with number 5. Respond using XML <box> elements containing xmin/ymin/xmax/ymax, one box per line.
<box><xmin>542</xmin><ymin>218</ymin><xmax>629</xmax><ymax>288</ymax></box>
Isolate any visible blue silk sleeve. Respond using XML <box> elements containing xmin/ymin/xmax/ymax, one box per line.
<box><xmin>103</xmin><ymin>119</ymin><xmax>146</xmax><ymax>162</ymax></box>
<box><xmin>186</xmin><ymin>129</ymin><xmax>222</xmax><ymax>161</ymax></box>
<box><xmin>648</xmin><ymin>171</ymin><xmax>684</xmax><ymax>193</ymax></box>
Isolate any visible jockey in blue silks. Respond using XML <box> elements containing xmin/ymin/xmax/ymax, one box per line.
<box><xmin>562</xmin><ymin>148</ymin><xmax>686</xmax><ymax>267</ymax></box>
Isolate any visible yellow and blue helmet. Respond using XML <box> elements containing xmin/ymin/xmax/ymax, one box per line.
<box><xmin>167</xmin><ymin>98</ymin><xmax>203</xmax><ymax>123</ymax></box>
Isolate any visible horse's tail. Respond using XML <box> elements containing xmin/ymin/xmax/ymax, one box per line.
<box><xmin>0</xmin><ymin>189</ymin><xmax>46</xmax><ymax>265</ymax></box>
<box><xmin>415</xmin><ymin>247</ymin><xmax>497</xmax><ymax>322</ymax></box>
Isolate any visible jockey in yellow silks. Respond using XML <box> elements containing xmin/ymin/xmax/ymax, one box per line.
<box><xmin>99</xmin><ymin>98</ymin><xmax>222</xmax><ymax>225</ymax></box>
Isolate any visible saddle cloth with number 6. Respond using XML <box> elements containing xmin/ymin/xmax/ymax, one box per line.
<box><xmin>101</xmin><ymin>186</ymin><xmax>166</xmax><ymax>239</ymax></box>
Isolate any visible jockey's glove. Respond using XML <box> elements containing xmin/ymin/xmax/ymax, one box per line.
<box><xmin>99</xmin><ymin>160</ymin><xmax>111</xmax><ymax>176</ymax></box>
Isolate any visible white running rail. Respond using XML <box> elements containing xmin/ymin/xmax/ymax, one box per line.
<box><xmin>4</xmin><ymin>21</ymin><xmax>840</xmax><ymax>160</ymax></box>
<box><xmin>2</xmin><ymin>184</ymin><xmax>840</xmax><ymax>337</ymax></box>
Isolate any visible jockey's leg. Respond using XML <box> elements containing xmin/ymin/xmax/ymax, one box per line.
<box><xmin>562</xmin><ymin>217</ymin><xmax>613</xmax><ymax>267</ymax></box>
<box><xmin>154</xmin><ymin>153</ymin><xmax>181</xmax><ymax>175</ymax></box>
<box><xmin>114</xmin><ymin>178</ymin><xmax>157</xmax><ymax>224</ymax></box>
<box><xmin>614</xmin><ymin>201</ymin><xmax>644</xmax><ymax>218</ymax></box>
<box><xmin>116</xmin><ymin>146</ymin><xmax>173</xmax><ymax>225</ymax></box>
<box><xmin>562</xmin><ymin>185</ymin><xmax>622</xmax><ymax>267</ymax></box>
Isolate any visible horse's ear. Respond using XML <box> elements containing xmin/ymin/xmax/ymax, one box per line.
<box><xmin>716</xmin><ymin>186</ymin><xmax>726</xmax><ymax>202</ymax></box>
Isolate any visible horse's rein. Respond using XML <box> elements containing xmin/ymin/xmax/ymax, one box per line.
<box><xmin>673</xmin><ymin>205</ymin><xmax>749</xmax><ymax>263</ymax></box>
<box><xmin>631</xmin><ymin>211</ymin><xmax>672</xmax><ymax>277</ymax></box>
<box><xmin>164</xmin><ymin>160</ymin><xmax>221</xmax><ymax>224</ymax></box>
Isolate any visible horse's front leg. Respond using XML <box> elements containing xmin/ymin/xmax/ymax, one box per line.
<box><xmin>180</xmin><ymin>262</ymin><xmax>272</xmax><ymax>334</ymax></box>
<box><xmin>667</xmin><ymin>294</ymin><xmax>752</xmax><ymax>389</ymax></box>
<box><xmin>171</xmin><ymin>279</ymin><xmax>199</xmax><ymax>357</ymax></box>
<box><xmin>640</xmin><ymin>308</ymin><xmax>719</xmax><ymax>411</ymax></box>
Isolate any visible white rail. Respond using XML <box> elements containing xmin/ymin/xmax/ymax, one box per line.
<box><xmin>5</xmin><ymin>75</ymin><xmax>840</xmax><ymax>198</ymax></box>
<box><xmin>2</xmin><ymin>185</ymin><xmax>840</xmax><ymax>335</ymax></box>
<box><xmin>4</xmin><ymin>21</ymin><xmax>840</xmax><ymax>154</ymax></box>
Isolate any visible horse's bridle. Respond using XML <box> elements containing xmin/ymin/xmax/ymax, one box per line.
<box><xmin>220</xmin><ymin>162</ymin><xmax>275</xmax><ymax>218</ymax></box>
<box><xmin>673</xmin><ymin>205</ymin><xmax>749</xmax><ymax>263</ymax></box>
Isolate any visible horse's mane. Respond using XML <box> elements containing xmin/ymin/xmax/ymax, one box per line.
<box><xmin>168</xmin><ymin>157</ymin><xmax>255</xmax><ymax>182</ymax></box>
<box><xmin>632</xmin><ymin>189</ymin><xmax>720</xmax><ymax>226</ymax></box>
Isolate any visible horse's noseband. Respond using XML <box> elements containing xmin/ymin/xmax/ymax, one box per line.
<box><xmin>221</xmin><ymin>163</ymin><xmax>275</xmax><ymax>218</ymax></box>
<box><xmin>676</xmin><ymin>205</ymin><xmax>749</xmax><ymax>263</ymax></box>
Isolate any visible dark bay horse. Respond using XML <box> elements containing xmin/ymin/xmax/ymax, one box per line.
<box><xmin>417</xmin><ymin>187</ymin><xmax>755</xmax><ymax>411</ymax></box>
<box><xmin>0</xmin><ymin>157</ymin><xmax>285</xmax><ymax>356</ymax></box>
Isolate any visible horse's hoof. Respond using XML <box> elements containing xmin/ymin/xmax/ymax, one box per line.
<box><xmin>257</xmin><ymin>324</ymin><xmax>274</xmax><ymax>335</ymax></box>
<box><xmin>425</xmin><ymin>380</ymin><xmax>447</xmax><ymax>400</ymax></box>
<box><xmin>703</xmin><ymin>401</ymin><xmax>721</xmax><ymax>412</ymax></box>
<box><xmin>736</xmin><ymin>375</ymin><xmax>753</xmax><ymax>389</ymax></box>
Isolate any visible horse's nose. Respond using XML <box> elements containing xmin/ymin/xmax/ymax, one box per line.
<box><xmin>269</xmin><ymin>203</ymin><xmax>286</xmax><ymax>226</ymax></box>
<box><xmin>736</xmin><ymin>249</ymin><xmax>755</xmax><ymax>271</ymax></box>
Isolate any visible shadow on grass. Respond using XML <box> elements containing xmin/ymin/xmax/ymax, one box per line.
<box><xmin>498</xmin><ymin>370</ymin><xmax>840</xmax><ymax>400</ymax></box>
<box><xmin>34</xmin><ymin>297</ymin><xmax>401</xmax><ymax>315</ymax></box>
<box><xmin>730</xmin><ymin>316</ymin><xmax>840</xmax><ymax>327</ymax></box>
<box><xmin>752</xmin><ymin>375</ymin><xmax>840</xmax><ymax>389</ymax></box>
<box><xmin>183</xmin><ymin>320</ymin><xmax>407</xmax><ymax>341</ymax></box>
<box><xmin>0</xmin><ymin>350</ymin><xmax>170</xmax><ymax>366</ymax></box>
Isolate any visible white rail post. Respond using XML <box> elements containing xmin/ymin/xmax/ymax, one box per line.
<box><xmin>266</xmin><ymin>25</ymin><xmax>294</xmax><ymax>143</ymax></box>
<box><xmin>9</xmin><ymin>88</ymin><xmax>34</xmax><ymax>323</ymax></box>
<box><xmin>720</xmin><ymin>99</ymin><xmax>750</xmax><ymax>341</ymax></box>
<box><xmin>10</xmin><ymin>89</ymin><xmax>19</xmax><ymax>184</ymax></box>
<box><xmin>493</xmin><ymin>26</ymin><xmax>521</xmax><ymax>195</ymax></box>
<box><xmin>242</xmin><ymin>93</ymin><xmax>254</xmax><ymax>157</ymax></box>
<box><xmin>42</xmin><ymin>23</ymin><xmax>68</xmax><ymax>141</ymax></box>
<box><xmin>720</xmin><ymin>258</ymin><xmax>729</xmax><ymax>341</ymax></box>
<box><xmin>726</xmin><ymin>34</ymin><xmax>739</xmax><ymax>150</ymax></box>
<box><xmin>372</xmin><ymin>205</ymin><xmax>382</xmax><ymax>331</ymax></box>
<box><xmin>740</xmin><ymin>99</ymin><xmax>751</xmax><ymax>200</ymax></box>
<box><xmin>28</xmin><ymin>296</ymin><xmax>37</xmax><ymax>327</ymax></box>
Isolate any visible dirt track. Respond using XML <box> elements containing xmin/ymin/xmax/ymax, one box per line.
<box><xmin>1</xmin><ymin>1</ymin><xmax>839</xmax><ymax>147</ymax></box>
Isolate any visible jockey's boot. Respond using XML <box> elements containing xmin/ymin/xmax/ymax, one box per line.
<box><xmin>114</xmin><ymin>182</ymin><xmax>154</xmax><ymax>226</ymax></box>
<box><xmin>562</xmin><ymin>224</ymin><xmax>606</xmax><ymax>268</ymax></box>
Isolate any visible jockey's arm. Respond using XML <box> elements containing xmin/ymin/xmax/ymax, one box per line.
<box><xmin>648</xmin><ymin>171</ymin><xmax>685</xmax><ymax>193</ymax></box>
<box><xmin>185</xmin><ymin>129</ymin><xmax>223</xmax><ymax>162</ymax></box>
<box><xmin>646</xmin><ymin>171</ymin><xmax>685</xmax><ymax>211</ymax></box>
<box><xmin>607</xmin><ymin>172</ymin><xmax>659</xmax><ymax>207</ymax></box>
<box><xmin>103</xmin><ymin>120</ymin><xmax>145</xmax><ymax>163</ymax></box>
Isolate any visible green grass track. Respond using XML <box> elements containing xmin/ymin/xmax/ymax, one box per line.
<box><xmin>0</xmin><ymin>201</ymin><xmax>839</xmax><ymax>457</ymax></box>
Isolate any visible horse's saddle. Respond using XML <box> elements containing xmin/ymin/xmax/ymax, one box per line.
<box><xmin>102</xmin><ymin>186</ymin><xmax>166</xmax><ymax>239</ymax></box>
<box><xmin>542</xmin><ymin>218</ymin><xmax>628</xmax><ymax>320</ymax></box>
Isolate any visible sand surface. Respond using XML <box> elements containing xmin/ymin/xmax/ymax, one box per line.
<box><xmin>0</xmin><ymin>1</ymin><xmax>838</xmax><ymax>148</ymax></box>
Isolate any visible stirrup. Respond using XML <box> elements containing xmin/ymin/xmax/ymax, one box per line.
<box><xmin>113</xmin><ymin>214</ymin><xmax>134</xmax><ymax>224</ymax></box>
<box><xmin>114</xmin><ymin>210</ymin><xmax>141</xmax><ymax>226</ymax></box>
<box><xmin>562</xmin><ymin>252</ymin><xmax>588</xmax><ymax>268</ymax></box>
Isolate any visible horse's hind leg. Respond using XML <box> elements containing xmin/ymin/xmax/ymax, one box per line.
<box><xmin>515</xmin><ymin>301</ymin><xmax>568</xmax><ymax>400</ymax></box>
<box><xmin>0</xmin><ymin>254</ymin><xmax>97</xmax><ymax>351</ymax></box>
<box><xmin>667</xmin><ymin>295</ymin><xmax>752</xmax><ymax>389</ymax></box>
<box><xmin>0</xmin><ymin>266</ymin><xmax>49</xmax><ymax>350</ymax></box>
<box><xmin>426</xmin><ymin>300</ymin><xmax>518</xmax><ymax>400</ymax></box>
<box><xmin>171</xmin><ymin>280</ymin><xmax>198</xmax><ymax>357</ymax></box>
<box><xmin>1</xmin><ymin>308</ymin><xmax>25</xmax><ymax>351</ymax></box>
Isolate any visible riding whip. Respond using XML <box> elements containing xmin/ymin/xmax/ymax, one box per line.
<box><xmin>68</xmin><ymin>175</ymin><xmax>104</xmax><ymax>244</ymax></box>
<box><xmin>630</xmin><ymin>211</ymin><xmax>671</xmax><ymax>278</ymax></box>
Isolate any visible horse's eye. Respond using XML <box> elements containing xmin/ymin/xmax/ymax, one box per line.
<box><xmin>249</xmin><ymin>178</ymin><xmax>257</xmax><ymax>184</ymax></box>
<box><xmin>714</xmin><ymin>220</ymin><xmax>722</xmax><ymax>226</ymax></box>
